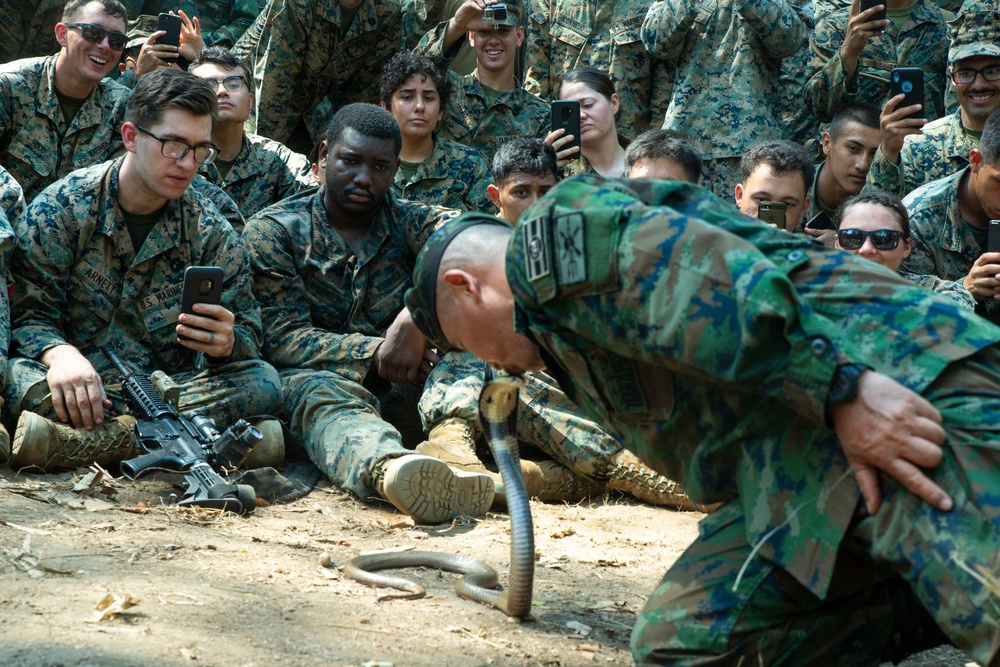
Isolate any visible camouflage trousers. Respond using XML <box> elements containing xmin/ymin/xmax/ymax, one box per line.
<box><xmin>418</xmin><ymin>351</ymin><xmax>623</xmax><ymax>479</ymax></box>
<box><xmin>280</xmin><ymin>368</ymin><xmax>425</xmax><ymax>501</ymax></box>
<box><xmin>3</xmin><ymin>357</ymin><xmax>283</xmax><ymax>432</ymax></box>
<box><xmin>631</xmin><ymin>349</ymin><xmax>1000</xmax><ymax>666</ymax></box>
<box><xmin>699</xmin><ymin>157</ymin><xmax>743</xmax><ymax>200</ymax></box>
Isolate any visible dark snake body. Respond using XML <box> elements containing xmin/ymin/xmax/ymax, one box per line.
<box><xmin>340</xmin><ymin>377</ymin><xmax>535</xmax><ymax>618</ymax></box>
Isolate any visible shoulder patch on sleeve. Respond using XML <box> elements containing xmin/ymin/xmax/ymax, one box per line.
<box><xmin>555</xmin><ymin>212</ymin><xmax>586</xmax><ymax>286</ymax></box>
<box><xmin>523</xmin><ymin>215</ymin><xmax>551</xmax><ymax>282</ymax></box>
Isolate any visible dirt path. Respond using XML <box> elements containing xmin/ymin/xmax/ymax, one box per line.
<box><xmin>0</xmin><ymin>469</ymin><xmax>973</xmax><ymax>667</ymax></box>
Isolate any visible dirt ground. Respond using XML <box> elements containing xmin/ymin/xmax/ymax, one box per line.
<box><xmin>0</xmin><ymin>467</ymin><xmax>975</xmax><ymax>667</ymax></box>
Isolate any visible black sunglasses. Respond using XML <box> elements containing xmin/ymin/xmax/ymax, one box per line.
<box><xmin>65</xmin><ymin>22</ymin><xmax>128</xmax><ymax>51</ymax></box>
<box><xmin>837</xmin><ymin>228</ymin><xmax>903</xmax><ymax>251</ymax></box>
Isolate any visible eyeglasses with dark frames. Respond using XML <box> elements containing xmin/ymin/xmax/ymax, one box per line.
<box><xmin>64</xmin><ymin>23</ymin><xmax>128</xmax><ymax>51</ymax></box>
<box><xmin>837</xmin><ymin>228</ymin><xmax>903</xmax><ymax>251</ymax></box>
<box><xmin>203</xmin><ymin>75</ymin><xmax>249</xmax><ymax>93</ymax></box>
<box><xmin>949</xmin><ymin>65</ymin><xmax>1000</xmax><ymax>86</ymax></box>
<box><xmin>135</xmin><ymin>126</ymin><xmax>219</xmax><ymax>165</ymax></box>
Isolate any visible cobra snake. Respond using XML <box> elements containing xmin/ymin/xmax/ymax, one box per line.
<box><xmin>331</xmin><ymin>376</ymin><xmax>535</xmax><ymax>619</ymax></box>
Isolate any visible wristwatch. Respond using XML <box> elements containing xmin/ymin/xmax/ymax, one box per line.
<box><xmin>826</xmin><ymin>363</ymin><xmax>869</xmax><ymax>412</ymax></box>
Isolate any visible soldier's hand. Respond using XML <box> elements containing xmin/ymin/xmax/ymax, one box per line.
<box><xmin>177</xmin><ymin>303</ymin><xmax>236</xmax><ymax>360</ymax></box>
<box><xmin>135</xmin><ymin>31</ymin><xmax>179</xmax><ymax>77</ymax></box>
<box><xmin>804</xmin><ymin>227</ymin><xmax>838</xmax><ymax>247</ymax></box>
<box><xmin>176</xmin><ymin>10</ymin><xmax>204</xmax><ymax>62</ymax></box>
<box><xmin>840</xmin><ymin>1</ymin><xmax>889</xmax><ymax>64</ymax></box>
<box><xmin>41</xmin><ymin>344</ymin><xmax>112</xmax><ymax>431</ymax></box>
<box><xmin>878</xmin><ymin>94</ymin><xmax>926</xmax><ymax>165</ymax></box>
<box><xmin>452</xmin><ymin>0</ymin><xmax>501</xmax><ymax>33</ymax></box>
<box><xmin>963</xmin><ymin>252</ymin><xmax>1000</xmax><ymax>302</ymax></box>
<box><xmin>830</xmin><ymin>370</ymin><xmax>949</xmax><ymax>515</ymax></box>
<box><xmin>544</xmin><ymin>128</ymin><xmax>580</xmax><ymax>168</ymax></box>
<box><xmin>375</xmin><ymin>309</ymin><xmax>429</xmax><ymax>383</ymax></box>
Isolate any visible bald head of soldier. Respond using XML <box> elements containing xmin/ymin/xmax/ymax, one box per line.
<box><xmin>405</xmin><ymin>216</ymin><xmax>544</xmax><ymax>375</ymax></box>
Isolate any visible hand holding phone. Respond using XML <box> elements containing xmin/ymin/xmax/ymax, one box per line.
<box><xmin>859</xmin><ymin>0</ymin><xmax>887</xmax><ymax>28</ymax></box>
<box><xmin>988</xmin><ymin>220</ymin><xmax>1000</xmax><ymax>254</ymax></box>
<box><xmin>179</xmin><ymin>266</ymin><xmax>223</xmax><ymax>341</ymax></box>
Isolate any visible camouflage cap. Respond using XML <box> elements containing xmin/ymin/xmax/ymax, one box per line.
<box><xmin>483</xmin><ymin>1</ymin><xmax>523</xmax><ymax>29</ymax></box>
<box><xmin>126</xmin><ymin>14</ymin><xmax>160</xmax><ymax>50</ymax></box>
<box><xmin>405</xmin><ymin>213</ymin><xmax>511</xmax><ymax>352</ymax></box>
<box><xmin>948</xmin><ymin>10</ymin><xmax>1000</xmax><ymax>63</ymax></box>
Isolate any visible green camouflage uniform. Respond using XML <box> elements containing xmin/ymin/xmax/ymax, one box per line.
<box><xmin>522</xmin><ymin>0</ymin><xmax>668</xmax><ymax>138</ymax></box>
<box><xmin>806</xmin><ymin>1</ymin><xmax>951</xmax><ymax>125</ymax></box>
<box><xmin>0</xmin><ymin>55</ymin><xmax>129</xmax><ymax>203</ymax></box>
<box><xmin>777</xmin><ymin>7</ymin><xmax>823</xmax><ymax>152</ymax></box>
<box><xmin>198</xmin><ymin>132</ymin><xmax>314</xmax><ymax>221</ymax></box>
<box><xmin>242</xmin><ymin>188</ymin><xmax>459</xmax><ymax>499</ymax></box>
<box><xmin>487</xmin><ymin>175</ymin><xmax>1000</xmax><ymax>665</ymax></box>
<box><xmin>0</xmin><ymin>1</ymin><xmax>65</xmax><ymax>64</ymax></box>
<box><xmin>236</xmin><ymin>0</ymin><xmax>403</xmax><ymax>150</ymax></box>
<box><xmin>899</xmin><ymin>167</ymin><xmax>995</xmax><ymax>320</ymax></box>
<box><xmin>416</xmin><ymin>20</ymin><xmax>550</xmax><ymax>163</ymax></box>
<box><xmin>866</xmin><ymin>111</ymin><xmax>975</xmax><ymax>197</ymax></box>
<box><xmin>4</xmin><ymin>158</ymin><xmax>281</xmax><ymax>429</ymax></box>
<box><xmin>641</xmin><ymin>1</ymin><xmax>807</xmax><ymax>198</ymax></box>
<box><xmin>392</xmin><ymin>136</ymin><xmax>493</xmax><ymax>213</ymax></box>
<box><xmin>0</xmin><ymin>165</ymin><xmax>25</xmax><ymax>225</ymax></box>
<box><xmin>177</xmin><ymin>0</ymin><xmax>260</xmax><ymax>47</ymax></box>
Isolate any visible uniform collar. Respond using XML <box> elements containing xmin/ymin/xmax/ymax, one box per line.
<box><xmin>311</xmin><ymin>186</ymin><xmax>394</xmax><ymax>265</ymax></box>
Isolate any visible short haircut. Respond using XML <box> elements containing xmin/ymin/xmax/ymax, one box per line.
<box><xmin>190</xmin><ymin>46</ymin><xmax>253</xmax><ymax>86</ymax></box>
<box><xmin>560</xmin><ymin>66</ymin><xmax>620</xmax><ymax>123</ymax></box>
<box><xmin>740</xmin><ymin>140</ymin><xmax>815</xmax><ymax>191</ymax></box>
<box><xmin>124</xmin><ymin>68</ymin><xmax>218</xmax><ymax>128</ymax></box>
<box><xmin>980</xmin><ymin>108</ymin><xmax>1000</xmax><ymax>166</ymax></box>
<box><xmin>62</xmin><ymin>0</ymin><xmax>128</xmax><ymax>23</ymax></box>
<box><xmin>829</xmin><ymin>102</ymin><xmax>881</xmax><ymax>142</ymax></box>
<box><xmin>491</xmin><ymin>138</ymin><xmax>559</xmax><ymax>185</ymax></box>
<box><xmin>624</xmin><ymin>129</ymin><xmax>703</xmax><ymax>183</ymax></box>
<box><xmin>835</xmin><ymin>190</ymin><xmax>911</xmax><ymax>239</ymax></box>
<box><xmin>379</xmin><ymin>50</ymin><xmax>450</xmax><ymax>115</ymax></box>
<box><xmin>325</xmin><ymin>103</ymin><xmax>402</xmax><ymax>155</ymax></box>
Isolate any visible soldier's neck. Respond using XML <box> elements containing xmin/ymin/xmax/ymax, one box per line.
<box><xmin>212</xmin><ymin>122</ymin><xmax>244</xmax><ymax>162</ymax></box>
<box><xmin>476</xmin><ymin>67</ymin><xmax>516</xmax><ymax>93</ymax></box>
<box><xmin>53</xmin><ymin>52</ymin><xmax>99</xmax><ymax>100</ymax></box>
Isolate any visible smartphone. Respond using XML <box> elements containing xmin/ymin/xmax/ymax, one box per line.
<box><xmin>859</xmin><ymin>0</ymin><xmax>887</xmax><ymax>28</ymax></box>
<box><xmin>179</xmin><ymin>266</ymin><xmax>223</xmax><ymax>340</ymax></box>
<box><xmin>805</xmin><ymin>212</ymin><xmax>836</xmax><ymax>231</ymax></box>
<box><xmin>890</xmin><ymin>67</ymin><xmax>924</xmax><ymax>121</ymax></box>
<box><xmin>551</xmin><ymin>100</ymin><xmax>581</xmax><ymax>161</ymax></box>
<box><xmin>157</xmin><ymin>12</ymin><xmax>182</xmax><ymax>48</ymax></box>
<box><xmin>757</xmin><ymin>201</ymin><xmax>787</xmax><ymax>229</ymax></box>
<box><xmin>988</xmin><ymin>220</ymin><xmax>1000</xmax><ymax>254</ymax></box>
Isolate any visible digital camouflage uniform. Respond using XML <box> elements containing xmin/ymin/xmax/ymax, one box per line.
<box><xmin>899</xmin><ymin>167</ymin><xmax>997</xmax><ymax>321</ymax></box>
<box><xmin>806</xmin><ymin>1</ymin><xmax>951</xmax><ymax>125</ymax></box>
<box><xmin>641</xmin><ymin>0</ymin><xmax>807</xmax><ymax>198</ymax></box>
<box><xmin>866</xmin><ymin>111</ymin><xmax>975</xmax><ymax>197</ymax></box>
<box><xmin>177</xmin><ymin>0</ymin><xmax>260</xmax><ymax>47</ymax></box>
<box><xmin>0</xmin><ymin>165</ymin><xmax>25</xmax><ymax>225</ymax></box>
<box><xmin>198</xmin><ymin>132</ymin><xmax>314</xmax><ymax>220</ymax></box>
<box><xmin>776</xmin><ymin>6</ymin><xmax>822</xmax><ymax>153</ymax></box>
<box><xmin>488</xmin><ymin>175</ymin><xmax>1000</xmax><ymax>665</ymax></box>
<box><xmin>416</xmin><ymin>20</ymin><xmax>550</xmax><ymax>163</ymax></box>
<box><xmin>5</xmin><ymin>158</ymin><xmax>282</xmax><ymax>430</ymax></box>
<box><xmin>392</xmin><ymin>136</ymin><xmax>493</xmax><ymax>213</ymax></box>
<box><xmin>235</xmin><ymin>0</ymin><xmax>403</xmax><ymax>150</ymax></box>
<box><xmin>522</xmin><ymin>0</ymin><xmax>668</xmax><ymax>138</ymax></box>
<box><xmin>242</xmin><ymin>188</ymin><xmax>459</xmax><ymax>499</ymax></box>
<box><xmin>0</xmin><ymin>55</ymin><xmax>129</xmax><ymax>203</ymax></box>
<box><xmin>0</xmin><ymin>1</ymin><xmax>64</xmax><ymax>64</ymax></box>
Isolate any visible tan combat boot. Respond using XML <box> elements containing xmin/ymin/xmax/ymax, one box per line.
<box><xmin>519</xmin><ymin>458</ymin><xmax>604</xmax><ymax>503</ymax></box>
<box><xmin>242</xmin><ymin>418</ymin><xmax>286</xmax><ymax>469</ymax></box>
<box><xmin>607</xmin><ymin>450</ymin><xmax>721</xmax><ymax>512</ymax></box>
<box><xmin>416</xmin><ymin>417</ymin><xmax>502</xmax><ymax>480</ymax></box>
<box><xmin>374</xmin><ymin>454</ymin><xmax>495</xmax><ymax>524</ymax></box>
<box><xmin>10</xmin><ymin>411</ymin><xmax>137</xmax><ymax>472</ymax></box>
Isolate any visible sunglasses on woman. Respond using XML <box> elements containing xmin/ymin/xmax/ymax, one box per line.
<box><xmin>836</xmin><ymin>228</ymin><xmax>903</xmax><ymax>251</ymax></box>
<box><xmin>64</xmin><ymin>23</ymin><xmax>129</xmax><ymax>51</ymax></box>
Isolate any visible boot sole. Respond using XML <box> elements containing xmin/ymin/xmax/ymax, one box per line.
<box><xmin>382</xmin><ymin>456</ymin><xmax>495</xmax><ymax>524</ymax></box>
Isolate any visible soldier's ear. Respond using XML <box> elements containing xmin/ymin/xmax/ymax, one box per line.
<box><xmin>487</xmin><ymin>184</ymin><xmax>502</xmax><ymax>210</ymax></box>
<box><xmin>442</xmin><ymin>269</ymin><xmax>482</xmax><ymax>304</ymax></box>
<box><xmin>970</xmin><ymin>148</ymin><xmax>983</xmax><ymax>174</ymax></box>
<box><xmin>121</xmin><ymin>122</ymin><xmax>139</xmax><ymax>153</ymax></box>
<box><xmin>54</xmin><ymin>22</ymin><xmax>69</xmax><ymax>48</ymax></box>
